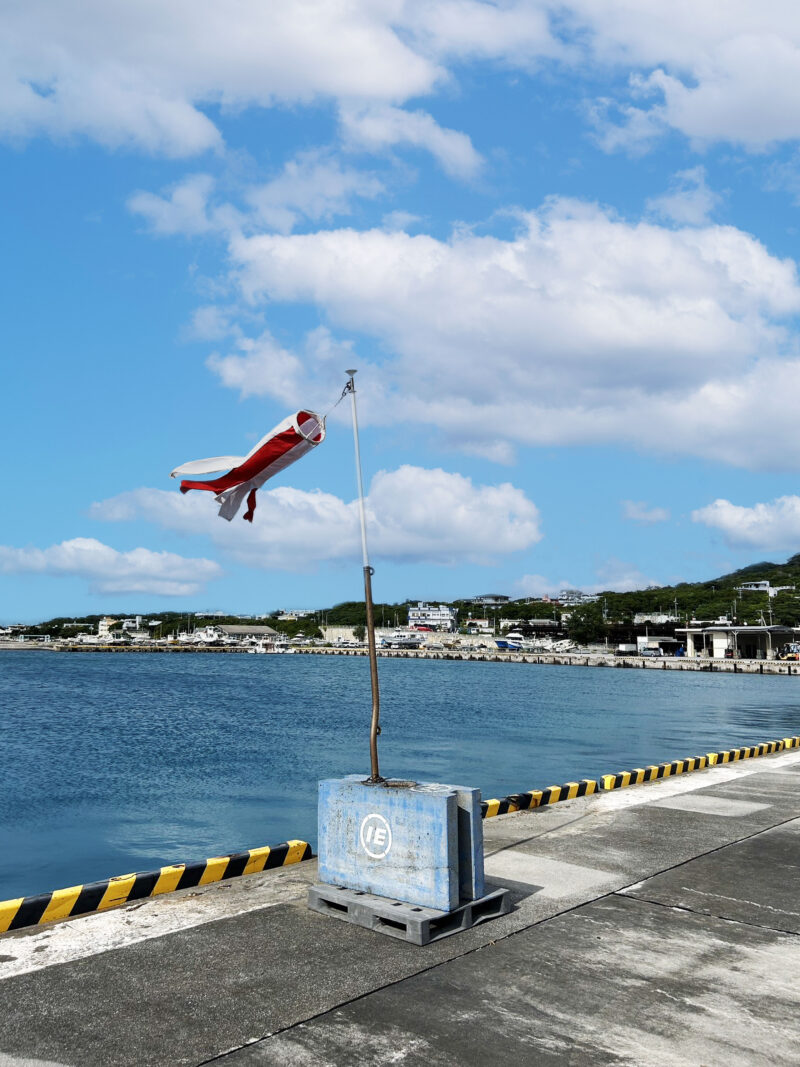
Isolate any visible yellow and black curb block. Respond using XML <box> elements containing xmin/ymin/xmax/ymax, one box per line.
<box><xmin>481</xmin><ymin>734</ymin><xmax>800</xmax><ymax>819</ymax></box>
<box><xmin>0</xmin><ymin>839</ymin><xmax>313</xmax><ymax>935</ymax></box>
<box><xmin>481</xmin><ymin>779</ymin><xmax>598</xmax><ymax>818</ymax></box>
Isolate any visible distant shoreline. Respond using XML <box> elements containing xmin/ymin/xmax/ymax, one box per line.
<box><xmin>2</xmin><ymin>641</ymin><xmax>798</xmax><ymax>676</ymax></box>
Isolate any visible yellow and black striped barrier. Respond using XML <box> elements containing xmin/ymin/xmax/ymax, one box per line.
<box><xmin>0</xmin><ymin>839</ymin><xmax>312</xmax><ymax>934</ymax></box>
<box><xmin>481</xmin><ymin>779</ymin><xmax>598</xmax><ymax>817</ymax></box>
<box><xmin>600</xmin><ymin>737</ymin><xmax>798</xmax><ymax>791</ymax></box>
<box><xmin>481</xmin><ymin>734</ymin><xmax>800</xmax><ymax>819</ymax></box>
<box><xmin>5</xmin><ymin>735</ymin><xmax>800</xmax><ymax>928</ymax></box>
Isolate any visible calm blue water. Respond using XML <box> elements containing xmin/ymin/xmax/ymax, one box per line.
<box><xmin>1</xmin><ymin>651</ymin><xmax>799</xmax><ymax>900</ymax></box>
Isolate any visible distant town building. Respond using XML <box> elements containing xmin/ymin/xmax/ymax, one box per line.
<box><xmin>468</xmin><ymin>594</ymin><xmax>511</xmax><ymax>607</ymax></box>
<box><xmin>737</xmin><ymin>581</ymin><xmax>796</xmax><ymax>599</ymax></box>
<box><xmin>557</xmin><ymin>590</ymin><xmax>599</xmax><ymax>606</ymax></box>
<box><xmin>677</xmin><ymin>622</ymin><xmax>800</xmax><ymax>660</ymax></box>
<box><xmin>636</xmin><ymin>635</ymin><xmax>678</xmax><ymax>655</ymax></box>
<box><xmin>277</xmin><ymin>609</ymin><xmax>317</xmax><ymax>621</ymax></box>
<box><xmin>408</xmin><ymin>602</ymin><xmax>458</xmax><ymax>631</ymax></box>
<box><xmin>633</xmin><ymin>613</ymin><xmax>679</xmax><ymax>625</ymax></box>
<box><xmin>464</xmin><ymin>617</ymin><xmax>493</xmax><ymax>634</ymax></box>
<box><xmin>97</xmin><ymin>617</ymin><xmax>117</xmax><ymax>638</ymax></box>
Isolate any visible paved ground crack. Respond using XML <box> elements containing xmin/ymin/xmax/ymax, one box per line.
<box><xmin>614</xmin><ymin>890</ymin><xmax>800</xmax><ymax>938</ymax></box>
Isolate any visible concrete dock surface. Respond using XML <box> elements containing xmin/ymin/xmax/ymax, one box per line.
<box><xmin>1</xmin><ymin>750</ymin><xmax>799</xmax><ymax>1066</ymax></box>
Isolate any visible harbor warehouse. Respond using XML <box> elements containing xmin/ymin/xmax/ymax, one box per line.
<box><xmin>677</xmin><ymin>623</ymin><xmax>800</xmax><ymax>660</ymax></box>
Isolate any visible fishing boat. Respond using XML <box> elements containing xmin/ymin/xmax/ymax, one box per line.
<box><xmin>381</xmin><ymin>629</ymin><xmax>425</xmax><ymax>650</ymax></box>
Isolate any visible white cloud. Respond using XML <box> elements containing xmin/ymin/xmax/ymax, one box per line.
<box><xmin>0</xmin><ymin>0</ymin><xmax>440</xmax><ymax>156</ymax></box>
<box><xmin>206</xmin><ymin>326</ymin><xmax>355</xmax><ymax>409</ymax></box>
<box><xmin>382</xmin><ymin>210</ymin><xmax>422</xmax><ymax>232</ymax></box>
<box><xmin>646</xmin><ymin>167</ymin><xmax>721</xmax><ymax>226</ymax></box>
<box><xmin>765</xmin><ymin>150</ymin><xmax>800</xmax><ymax>204</ymax></box>
<box><xmin>575</xmin><ymin>3</ymin><xmax>800</xmax><ymax>151</ymax></box>
<box><xmin>5</xmin><ymin>2</ymin><xmax>800</xmax><ymax>160</ymax></box>
<box><xmin>185</xmin><ymin>305</ymin><xmax>241</xmax><ymax>342</ymax></box>
<box><xmin>589</xmin><ymin>557</ymin><xmax>660</xmax><ymax>592</ymax></box>
<box><xmin>0</xmin><ymin>537</ymin><xmax>221</xmax><ymax>596</ymax></box>
<box><xmin>91</xmin><ymin>466</ymin><xmax>542</xmax><ymax>570</ymax></box>
<box><xmin>408</xmin><ymin>0</ymin><xmax>563</xmax><ymax>65</ymax></box>
<box><xmin>622</xmin><ymin>500</ymin><xmax>670</xmax><ymax>524</ymax></box>
<box><xmin>516</xmin><ymin>573</ymin><xmax>564</xmax><ymax>598</ymax></box>
<box><xmin>128</xmin><ymin>174</ymin><xmax>221</xmax><ymax>235</ymax></box>
<box><xmin>246</xmin><ymin>151</ymin><xmax>385</xmax><ymax>233</ymax></box>
<box><xmin>339</xmin><ymin>104</ymin><xmax>483</xmax><ymax>179</ymax></box>
<box><xmin>517</xmin><ymin>557</ymin><xmax>658</xmax><ymax>597</ymax></box>
<box><xmin>129</xmin><ymin>153</ymin><xmax>384</xmax><ymax>239</ymax></box>
<box><xmin>213</xmin><ymin>198</ymin><xmax>800</xmax><ymax>468</ymax></box>
<box><xmin>692</xmin><ymin>496</ymin><xmax>800</xmax><ymax>549</ymax></box>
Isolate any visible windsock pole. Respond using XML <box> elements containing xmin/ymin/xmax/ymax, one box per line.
<box><xmin>345</xmin><ymin>370</ymin><xmax>384</xmax><ymax>783</ymax></box>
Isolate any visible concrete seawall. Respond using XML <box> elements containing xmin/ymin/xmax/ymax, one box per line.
<box><xmin>18</xmin><ymin>642</ymin><xmax>800</xmax><ymax>673</ymax></box>
<box><xmin>296</xmin><ymin>646</ymin><xmax>800</xmax><ymax>675</ymax></box>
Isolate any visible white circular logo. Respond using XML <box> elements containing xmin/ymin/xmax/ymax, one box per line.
<box><xmin>359</xmin><ymin>812</ymin><xmax>392</xmax><ymax>859</ymax></box>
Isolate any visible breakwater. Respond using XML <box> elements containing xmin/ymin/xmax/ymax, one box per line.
<box><xmin>12</xmin><ymin>642</ymin><xmax>800</xmax><ymax>674</ymax></box>
<box><xmin>296</xmin><ymin>646</ymin><xmax>800</xmax><ymax>675</ymax></box>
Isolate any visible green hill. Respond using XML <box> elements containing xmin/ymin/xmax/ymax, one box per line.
<box><xmin>17</xmin><ymin>553</ymin><xmax>800</xmax><ymax>641</ymax></box>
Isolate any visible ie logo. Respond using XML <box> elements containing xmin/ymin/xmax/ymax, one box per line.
<box><xmin>359</xmin><ymin>812</ymin><xmax>392</xmax><ymax>859</ymax></box>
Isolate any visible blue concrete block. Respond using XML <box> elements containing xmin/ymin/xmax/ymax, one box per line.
<box><xmin>430</xmin><ymin>783</ymin><xmax>485</xmax><ymax>902</ymax></box>
<box><xmin>318</xmin><ymin>776</ymin><xmax>460</xmax><ymax>911</ymax></box>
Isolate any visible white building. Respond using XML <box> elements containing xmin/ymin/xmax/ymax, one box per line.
<box><xmin>469</xmin><ymin>594</ymin><xmax>510</xmax><ymax>607</ymax></box>
<box><xmin>677</xmin><ymin>623</ymin><xmax>800</xmax><ymax>660</ymax></box>
<box><xmin>407</xmin><ymin>602</ymin><xmax>458</xmax><ymax>631</ymax></box>
<box><xmin>634</xmin><ymin>613</ymin><xmax>679</xmax><ymax>625</ymax></box>
<box><xmin>737</xmin><ymin>581</ymin><xmax>796</xmax><ymax>599</ymax></box>
<box><xmin>97</xmin><ymin>617</ymin><xmax>117</xmax><ymax>639</ymax></box>
<box><xmin>558</xmin><ymin>589</ymin><xmax>599</xmax><ymax>605</ymax></box>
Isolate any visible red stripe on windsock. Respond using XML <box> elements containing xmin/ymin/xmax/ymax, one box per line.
<box><xmin>180</xmin><ymin>427</ymin><xmax>301</xmax><ymax>494</ymax></box>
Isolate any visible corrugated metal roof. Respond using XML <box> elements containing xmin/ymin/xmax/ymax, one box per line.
<box><xmin>218</xmin><ymin>625</ymin><xmax>278</xmax><ymax>636</ymax></box>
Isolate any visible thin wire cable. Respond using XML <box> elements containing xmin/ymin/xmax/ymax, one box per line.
<box><xmin>321</xmin><ymin>381</ymin><xmax>352</xmax><ymax>421</ymax></box>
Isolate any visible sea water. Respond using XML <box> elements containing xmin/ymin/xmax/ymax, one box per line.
<box><xmin>1</xmin><ymin>650</ymin><xmax>798</xmax><ymax>899</ymax></box>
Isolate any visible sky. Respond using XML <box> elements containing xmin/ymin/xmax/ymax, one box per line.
<box><xmin>3</xmin><ymin>1</ymin><xmax>800</xmax><ymax>622</ymax></box>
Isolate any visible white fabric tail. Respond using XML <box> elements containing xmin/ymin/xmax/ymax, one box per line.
<box><xmin>170</xmin><ymin>456</ymin><xmax>245</xmax><ymax>478</ymax></box>
<box><xmin>214</xmin><ymin>484</ymin><xmax>251</xmax><ymax>521</ymax></box>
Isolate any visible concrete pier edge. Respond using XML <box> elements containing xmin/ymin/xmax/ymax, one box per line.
<box><xmin>2</xmin><ymin>746</ymin><xmax>800</xmax><ymax>1065</ymax></box>
<box><xmin>2</xmin><ymin>733</ymin><xmax>798</xmax><ymax>937</ymax></box>
<box><xmin>0</xmin><ymin>839</ymin><xmax>313</xmax><ymax>935</ymax></box>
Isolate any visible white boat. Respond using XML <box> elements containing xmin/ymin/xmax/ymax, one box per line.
<box><xmin>495</xmin><ymin>631</ymin><xmax>537</xmax><ymax>652</ymax></box>
<box><xmin>381</xmin><ymin>629</ymin><xmax>425</xmax><ymax>649</ymax></box>
<box><xmin>247</xmin><ymin>640</ymin><xmax>273</xmax><ymax>654</ymax></box>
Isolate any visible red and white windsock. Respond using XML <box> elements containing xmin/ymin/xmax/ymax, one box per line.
<box><xmin>170</xmin><ymin>410</ymin><xmax>326</xmax><ymax>522</ymax></box>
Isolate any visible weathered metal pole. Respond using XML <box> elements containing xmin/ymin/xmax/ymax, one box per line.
<box><xmin>345</xmin><ymin>370</ymin><xmax>384</xmax><ymax>783</ymax></box>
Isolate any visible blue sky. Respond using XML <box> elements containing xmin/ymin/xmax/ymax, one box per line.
<box><xmin>4</xmin><ymin>2</ymin><xmax>800</xmax><ymax>622</ymax></box>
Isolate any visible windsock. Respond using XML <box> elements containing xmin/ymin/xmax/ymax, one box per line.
<box><xmin>170</xmin><ymin>410</ymin><xmax>325</xmax><ymax>522</ymax></box>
